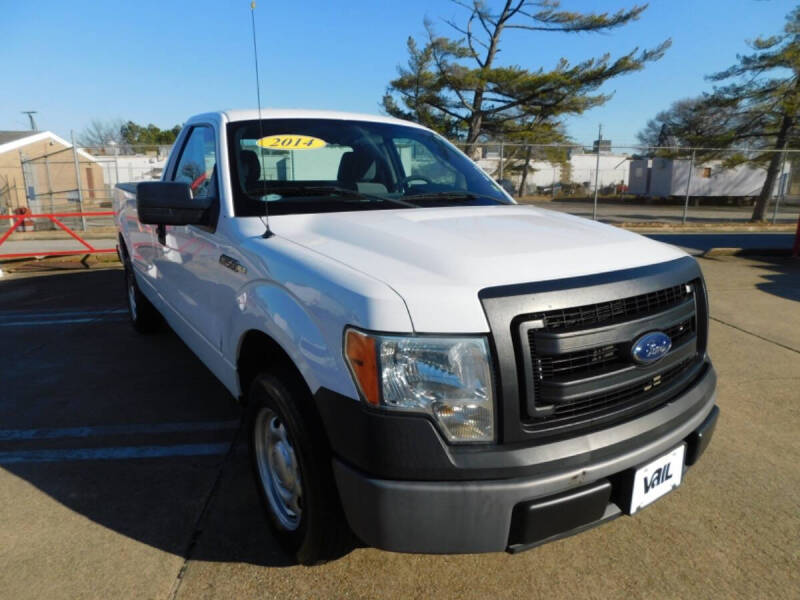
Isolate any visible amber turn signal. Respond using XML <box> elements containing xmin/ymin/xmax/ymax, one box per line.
<box><xmin>344</xmin><ymin>329</ymin><xmax>380</xmax><ymax>406</ymax></box>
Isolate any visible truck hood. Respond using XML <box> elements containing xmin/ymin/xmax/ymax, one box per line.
<box><xmin>268</xmin><ymin>205</ymin><xmax>687</xmax><ymax>332</ymax></box>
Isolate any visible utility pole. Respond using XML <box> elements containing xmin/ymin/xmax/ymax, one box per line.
<box><xmin>592</xmin><ymin>124</ymin><xmax>602</xmax><ymax>220</ymax></box>
<box><xmin>71</xmin><ymin>130</ymin><xmax>87</xmax><ymax>231</ymax></box>
<box><xmin>682</xmin><ymin>149</ymin><xmax>696</xmax><ymax>224</ymax></box>
<box><xmin>21</xmin><ymin>111</ymin><xmax>38</xmax><ymax>131</ymax></box>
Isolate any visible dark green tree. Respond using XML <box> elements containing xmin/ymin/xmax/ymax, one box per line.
<box><xmin>120</xmin><ymin>121</ymin><xmax>182</xmax><ymax>149</ymax></box>
<box><xmin>706</xmin><ymin>8</ymin><xmax>800</xmax><ymax>221</ymax></box>
<box><xmin>640</xmin><ymin>8</ymin><xmax>800</xmax><ymax>221</ymax></box>
<box><xmin>383</xmin><ymin>1</ymin><xmax>670</xmax><ymax>152</ymax></box>
<box><xmin>636</xmin><ymin>97</ymin><xmax>738</xmax><ymax>153</ymax></box>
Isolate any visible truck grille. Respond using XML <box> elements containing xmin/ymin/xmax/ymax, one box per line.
<box><xmin>534</xmin><ymin>317</ymin><xmax>695</xmax><ymax>381</ymax></box>
<box><xmin>529</xmin><ymin>358</ymin><xmax>696</xmax><ymax>432</ymax></box>
<box><xmin>519</xmin><ymin>280</ymin><xmax>704</xmax><ymax>436</ymax></box>
<box><xmin>534</xmin><ymin>283</ymin><xmax>691</xmax><ymax>331</ymax></box>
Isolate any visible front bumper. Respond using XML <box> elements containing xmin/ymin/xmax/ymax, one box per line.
<box><xmin>327</xmin><ymin>367</ymin><xmax>718</xmax><ymax>554</ymax></box>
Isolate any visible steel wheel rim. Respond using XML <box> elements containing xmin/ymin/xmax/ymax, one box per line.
<box><xmin>127</xmin><ymin>271</ymin><xmax>138</xmax><ymax>321</ymax></box>
<box><xmin>254</xmin><ymin>406</ymin><xmax>303</xmax><ymax>530</ymax></box>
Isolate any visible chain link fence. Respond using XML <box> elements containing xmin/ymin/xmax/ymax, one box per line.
<box><xmin>0</xmin><ymin>142</ymin><xmax>171</xmax><ymax>233</ymax></box>
<box><xmin>461</xmin><ymin>141</ymin><xmax>800</xmax><ymax>225</ymax></box>
<box><xmin>3</xmin><ymin>136</ymin><xmax>798</xmax><ymax>235</ymax></box>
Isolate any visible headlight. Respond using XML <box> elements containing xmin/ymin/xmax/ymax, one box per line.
<box><xmin>344</xmin><ymin>328</ymin><xmax>495</xmax><ymax>443</ymax></box>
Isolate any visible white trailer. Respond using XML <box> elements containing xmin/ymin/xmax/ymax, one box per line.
<box><xmin>630</xmin><ymin>157</ymin><xmax>789</xmax><ymax>198</ymax></box>
<box><xmin>628</xmin><ymin>159</ymin><xmax>651</xmax><ymax>195</ymax></box>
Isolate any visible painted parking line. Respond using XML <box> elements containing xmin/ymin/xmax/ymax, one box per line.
<box><xmin>0</xmin><ymin>308</ymin><xmax>129</xmax><ymax>327</ymax></box>
<box><xmin>0</xmin><ymin>443</ymin><xmax>231</xmax><ymax>464</ymax></box>
<box><xmin>0</xmin><ymin>317</ymin><xmax>129</xmax><ymax>327</ymax></box>
<box><xmin>0</xmin><ymin>420</ymin><xmax>241</xmax><ymax>442</ymax></box>
<box><xmin>0</xmin><ymin>309</ymin><xmax>128</xmax><ymax>319</ymax></box>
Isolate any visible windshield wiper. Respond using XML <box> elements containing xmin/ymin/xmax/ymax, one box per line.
<box><xmin>258</xmin><ymin>185</ymin><xmax>416</xmax><ymax>208</ymax></box>
<box><xmin>402</xmin><ymin>191</ymin><xmax>500</xmax><ymax>204</ymax></box>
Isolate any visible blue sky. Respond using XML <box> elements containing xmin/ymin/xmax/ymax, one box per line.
<box><xmin>0</xmin><ymin>0</ymin><xmax>793</xmax><ymax>146</ymax></box>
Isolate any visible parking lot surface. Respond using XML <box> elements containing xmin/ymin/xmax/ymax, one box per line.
<box><xmin>1</xmin><ymin>255</ymin><xmax>798</xmax><ymax>600</ymax></box>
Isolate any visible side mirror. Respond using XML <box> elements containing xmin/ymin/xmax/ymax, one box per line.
<box><xmin>136</xmin><ymin>181</ymin><xmax>213</xmax><ymax>226</ymax></box>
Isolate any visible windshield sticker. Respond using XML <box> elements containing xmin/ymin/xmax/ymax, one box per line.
<box><xmin>257</xmin><ymin>134</ymin><xmax>327</xmax><ymax>150</ymax></box>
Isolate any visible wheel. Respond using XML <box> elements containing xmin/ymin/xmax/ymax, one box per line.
<box><xmin>124</xmin><ymin>262</ymin><xmax>160</xmax><ymax>333</ymax></box>
<box><xmin>248</xmin><ymin>370</ymin><xmax>353</xmax><ymax>564</ymax></box>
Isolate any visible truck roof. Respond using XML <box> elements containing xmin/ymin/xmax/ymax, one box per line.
<box><xmin>204</xmin><ymin>108</ymin><xmax>428</xmax><ymax>130</ymax></box>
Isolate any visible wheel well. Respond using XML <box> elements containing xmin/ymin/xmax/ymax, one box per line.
<box><xmin>237</xmin><ymin>330</ymin><xmax>306</xmax><ymax>402</ymax></box>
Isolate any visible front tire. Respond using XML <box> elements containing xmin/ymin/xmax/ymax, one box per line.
<box><xmin>248</xmin><ymin>371</ymin><xmax>353</xmax><ymax>565</ymax></box>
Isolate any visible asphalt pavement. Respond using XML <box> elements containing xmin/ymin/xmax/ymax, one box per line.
<box><xmin>1</xmin><ymin>256</ymin><xmax>798</xmax><ymax>599</ymax></box>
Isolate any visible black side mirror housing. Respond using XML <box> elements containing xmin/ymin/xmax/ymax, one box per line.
<box><xmin>136</xmin><ymin>181</ymin><xmax>213</xmax><ymax>226</ymax></box>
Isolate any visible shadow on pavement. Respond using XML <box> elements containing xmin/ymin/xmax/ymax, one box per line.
<box><xmin>0</xmin><ymin>268</ymin><xmax>300</xmax><ymax>568</ymax></box>
<box><xmin>753</xmin><ymin>256</ymin><xmax>800</xmax><ymax>303</ymax></box>
<box><xmin>646</xmin><ymin>233</ymin><xmax>795</xmax><ymax>252</ymax></box>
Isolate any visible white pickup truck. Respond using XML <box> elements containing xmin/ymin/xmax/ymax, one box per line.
<box><xmin>114</xmin><ymin>109</ymin><xmax>719</xmax><ymax>564</ymax></box>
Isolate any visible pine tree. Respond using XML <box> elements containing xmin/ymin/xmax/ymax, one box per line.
<box><xmin>639</xmin><ymin>8</ymin><xmax>800</xmax><ymax>221</ymax></box>
<box><xmin>383</xmin><ymin>1</ymin><xmax>670</xmax><ymax>152</ymax></box>
<box><xmin>705</xmin><ymin>8</ymin><xmax>800</xmax><ymax>221</ymax></box>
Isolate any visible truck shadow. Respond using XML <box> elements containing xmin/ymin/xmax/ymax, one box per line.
<box><xmin>0</xmin><ymin>268</ymin><xmax>318</xmax><ymax>567</ymax></box>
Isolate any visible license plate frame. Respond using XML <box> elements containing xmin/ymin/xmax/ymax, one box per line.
<box><xmin>628</xmin><ymin>444</ymin><xmax>686</xmax><ymax>515</ymax></box>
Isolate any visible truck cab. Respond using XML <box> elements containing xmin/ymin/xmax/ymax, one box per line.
<box><xmin>115</xmin><ymin>109</ymin><xmax>718</xmax><ymax>564</ymax></box>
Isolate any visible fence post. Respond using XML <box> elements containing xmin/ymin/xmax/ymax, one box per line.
<box><xmin>592</xmin><ymin>124</ymin><xmax>602</xmax><ymax>220</ymax></box>
<box><xmin>499</xmin><ymin>140</ymin><xmax>504</xmax><ymax>181</ymax></box>
<box><xmin>70</xmin><ymin>131</ymin><xmax>87</xmax><ymax>231</ymax></box>
<box><xmin>43</xmin><ymin>151</ymin><xmax>54</xmax><ymax>215</ymax></box>
<box><xmin>772</xmin><ymin>149</ymin><xmax>788</xmax><ymax>225</ymax></box>
<box><xmin>682</xmin><ymin>149</ymin><xmax>696</xmax><ymax>224</ymax></box>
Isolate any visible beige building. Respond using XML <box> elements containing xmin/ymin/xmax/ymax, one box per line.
<box><xmin>0</xmin><ymin>131</ymin><xmax>106</xmax><ymax>215</ymax></box>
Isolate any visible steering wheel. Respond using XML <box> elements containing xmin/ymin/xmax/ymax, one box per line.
<box><xmin>399</xmin><ymin>175</ymin><xmax>433</xmax><ymax>193</ymax></box>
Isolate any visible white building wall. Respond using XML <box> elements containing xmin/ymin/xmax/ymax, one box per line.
<box><xmin>568</xmin><ymin>153</ymin><xmax>630</xmax><ymax>188</ymax></box>
<box><xmin>476</xmin><ymin>158</ymin><xmax>562</xmax><ymax>191</ymax></box>
<box><xmin>99</xmin><ymin>155</ymin><xmax>168</xmax><ymax>186</ymax></box>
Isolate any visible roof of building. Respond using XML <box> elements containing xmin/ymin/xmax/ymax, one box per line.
<box><xmin>0</xmin><ymin>131</ymin><xmax>36</xmax><ymax>145</ymax></box>
<box><xmin>0</xmin><ymin>130</ymin><xmax>97</xmax><ymax>162</ymax></box>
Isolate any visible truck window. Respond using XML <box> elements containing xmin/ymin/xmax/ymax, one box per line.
<box><xmin>393</xmin><ymin>137</ymin><xmax>466</xmax><ymax>189</ymax></box>
<box><xmin>227</xmin><ymin>118</ymin><xmax>511</xmax><ymax>216</ymax></box>
<box><xmin>172</xmin><ymin>126</ymin><xmax>218</xmax><ymax>201</ymax></box>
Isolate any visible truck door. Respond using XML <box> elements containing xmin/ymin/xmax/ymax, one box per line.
<box><xmin>153</xmin><ymin>124</ymin><xmax>228</xmax><ymax>355</ymax></box>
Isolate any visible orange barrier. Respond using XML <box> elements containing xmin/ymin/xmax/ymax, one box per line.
<box><xmin>0</xmin><ymin>211</ymin><xmax>116</xmax><ymax>259</ymax></box>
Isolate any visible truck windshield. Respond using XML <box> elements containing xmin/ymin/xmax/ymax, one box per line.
<box><xmin>226</xmin><ymin>119</ymin><xmax>513</xmax><ymax>216</ymax></box>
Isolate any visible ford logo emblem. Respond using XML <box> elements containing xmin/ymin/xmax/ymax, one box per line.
<box><xmin>632</xmin><ymin>331</ymin><xmax>672</xmax><ymax>364</ymax></box>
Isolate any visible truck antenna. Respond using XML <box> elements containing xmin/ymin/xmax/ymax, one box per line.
<box><xmin>250</xmin><ymin>1</ymin><xmax>271</xmax><ymax>237</ymax></box>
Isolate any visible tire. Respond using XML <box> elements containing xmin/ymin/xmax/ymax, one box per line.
<box><xmin>248</xmin><ymin>370</ymin><xmax>353</xmax><ymax>565</ymax></box>
<box><xmin>124</xmin><ymin>262</ymin><xmax>160</xmax><ymax>333</ymax></box>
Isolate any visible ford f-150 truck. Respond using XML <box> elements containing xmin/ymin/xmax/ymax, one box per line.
<box><xmin>114</xmin><ymin>109</ymin><xmax>719</xmax><ymax>564</ymax></box>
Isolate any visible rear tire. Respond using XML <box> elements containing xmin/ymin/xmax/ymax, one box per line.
<box><xmin>124</xmin><ymin>263</ymin><xmax>160</xmax><ymax>334</ymax></box>
<box><xmin>247</xmin><ymin>370</ymin><xmax>353</xmax><ymax>565</ymax></box>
